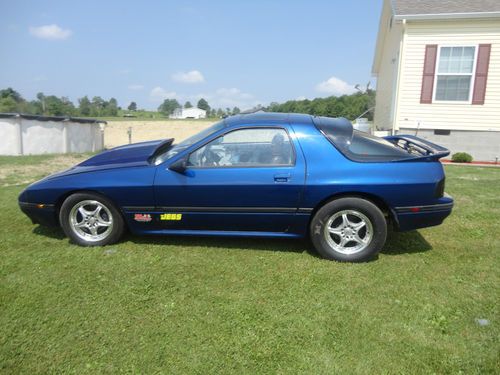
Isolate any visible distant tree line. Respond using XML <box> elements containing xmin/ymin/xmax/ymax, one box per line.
<box><xmin>267</xmin><ymin>89</ymin><xmax>375</xmax><ymax>121</ymax></box>
<box><xmin>0</xmin><ymin>87</ymin><xmax>374</xmax><ymax>120</ymax></box>
<box><xmin>0</xmin><ymin>88</ymin><xmax>118</xmax><ymax>117</ymax></box>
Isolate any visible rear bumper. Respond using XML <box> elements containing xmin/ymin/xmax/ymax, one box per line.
<box><xmin>393</xmin><ymin>195</ymin><xmax>453</xmax><ymax>231</ymax></box>
<box><xmin>19</xmin><ymin>202</ymin><xmax>58</xmax><ymax>226</ymax></box>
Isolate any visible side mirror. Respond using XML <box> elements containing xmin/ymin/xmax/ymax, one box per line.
<box><xmin>169</xmin><ymin>156</ymin><xmax>188</xmax><ymax>174</ymax></box>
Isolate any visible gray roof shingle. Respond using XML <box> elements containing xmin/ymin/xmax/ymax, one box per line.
<box><xmin>392</xmin><ymin>0</ymin><xmax>500</xmax><ymax>16</ymax></box>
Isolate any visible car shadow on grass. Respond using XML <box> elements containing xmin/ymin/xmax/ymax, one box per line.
<box><xmin>32</xmin><ymin>225</ymin><xmax>432</xmax><ymax>258</ymax></box>
<box><xmin>32</xmin><ymin>225</ymin><xmax>66</xmax><ymax>240</ymax></box>
<box><xmin>381</xmin><ymin>229</ymin><xmax>432</xmax><ymax>256</ymax></box>
<box><xmin>127</xmin><ymin>234</ymin><xmax>312</xmax><ymax>255</ymax></box>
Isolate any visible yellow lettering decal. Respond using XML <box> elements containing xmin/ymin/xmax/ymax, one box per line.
<box><xmin>160</xmin><ymin>213</ymin><xmax>183</xmax><ymax>221</ymax></box>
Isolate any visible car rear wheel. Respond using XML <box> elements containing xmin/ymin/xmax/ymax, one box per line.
<box><xmin>59</xmin><ymin>193</ymin><xmax>125</xmax><ymax>246</ymax></box>
<box><xmin>310</xmin><ymin>197</ymin><xmax>387</xmax><ymax>262</ymax></box>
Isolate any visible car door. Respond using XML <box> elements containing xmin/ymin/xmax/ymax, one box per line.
<box><xmin>153</xmin><ymin>126</ymin><xmax>306</xmax><ymax>233</ymax></box>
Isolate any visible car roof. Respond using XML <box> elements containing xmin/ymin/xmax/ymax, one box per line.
<box><xmin>223</xmin><ymin>112</ymin><xmax>353</xmax><ymax>133</ymax></box>
<box><xmin>223</xmin><ymin>112</ymin><xmax>314</xmax><ymax>127</ymax></box>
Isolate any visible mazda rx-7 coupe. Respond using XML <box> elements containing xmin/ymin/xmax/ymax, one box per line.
<box><xmin>19</xmin><ymin>112</ymin><xmax>453</xmax><ymax>262</ymax></box>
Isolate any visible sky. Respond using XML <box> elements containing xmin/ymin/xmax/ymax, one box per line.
<box><xmin>0</xmin><ymin>0</ymin><xmax>383</xmax><ymax>111</ymax></box>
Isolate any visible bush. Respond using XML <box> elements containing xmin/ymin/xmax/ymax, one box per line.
<box><xmin>452</xmin><ymin>152</ymin><xmax>473</xmax><ymax>163</ymax></box>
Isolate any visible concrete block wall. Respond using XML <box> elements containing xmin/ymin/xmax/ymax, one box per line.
<box><xmin>0</xmin><ymin>117</ymin><xmax>103</xmax><ymax>155</ymax></box>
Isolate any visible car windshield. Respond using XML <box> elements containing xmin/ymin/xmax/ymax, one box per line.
<box><xmin>154</xmin><ymin>121</ymin><xmax>226</xmax><ymax>165</ymax></box>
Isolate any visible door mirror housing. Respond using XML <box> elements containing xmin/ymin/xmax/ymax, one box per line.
<box><xmin>169</xmin><ymin>156</ymin><xmax>188</xmax><ymax>174</ymax></box>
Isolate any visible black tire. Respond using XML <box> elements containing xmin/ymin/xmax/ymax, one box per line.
<box><xmin>310</xmin><ymin>197</ymin><xmax>387</xmax><ymax>262</ymax></box>
<box><xmin>59</xmin><ymin>192</ymin><xmax>125</xmax><ymax>246</ymax></box>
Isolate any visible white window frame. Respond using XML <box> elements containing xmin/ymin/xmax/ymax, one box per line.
<box><xmin>432</xmin><ymin>45</ymin><xmax>478</xmax><ymax>104</ymax></box>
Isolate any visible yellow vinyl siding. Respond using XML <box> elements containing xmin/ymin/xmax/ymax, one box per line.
<box><xmin>395</xmin><ymin>19</ymin><xmax>500</xmax><ymax>131</ymax></box>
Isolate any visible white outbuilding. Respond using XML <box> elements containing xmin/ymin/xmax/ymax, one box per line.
<box><xmin>0</xmin><ymin>113</ymin><xmax>105</xmax><ymax>155</ymax></box>
<box><xmin>169</xmin><ymin>107</ymin><xmax>206</xmax><ymax>119</ymax></box>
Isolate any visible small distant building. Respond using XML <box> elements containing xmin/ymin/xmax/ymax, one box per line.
<box><xmin>170</xmin><ymin>107</ymin><xmax>206</xmax><ymax>119</ymax></box>
<box><xmin>0</xmin><ymin>113</ymin><xmax>105</xmax><ymax>155</ymax></box>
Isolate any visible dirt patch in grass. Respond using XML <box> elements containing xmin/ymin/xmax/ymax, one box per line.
<box><xmin>104</xmin><ymin>120</ymin><xmax>216</xmax><ymax>149</ymax></box>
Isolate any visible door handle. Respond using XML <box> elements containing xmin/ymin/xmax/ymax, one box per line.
<box><xmin>274</xmin><ymin>173</ymin><xmax>291</xmax><ymax>183</ymax></box>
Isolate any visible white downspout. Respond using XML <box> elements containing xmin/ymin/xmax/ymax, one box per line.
<box><xmin>392</xmin><ymin>18</ymin><xmax>406</xmax><ymax>135</ymax></box>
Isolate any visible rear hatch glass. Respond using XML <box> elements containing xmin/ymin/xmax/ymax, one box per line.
<box><xmin>314</xmin><ymin>116</ymin><xmax>413</xmax><ymax>162</ymax></box>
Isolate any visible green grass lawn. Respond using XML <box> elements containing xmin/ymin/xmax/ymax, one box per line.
<box><xmin>0</xmin><ymin>157</ymin><xmax>498</xmax><ymax>374</ymax></box>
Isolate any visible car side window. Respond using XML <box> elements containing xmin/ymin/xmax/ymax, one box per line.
<box><xmin>188</xmin><ymin>128</ymin><xmax>294</xmax><ymax>168</ymax></box>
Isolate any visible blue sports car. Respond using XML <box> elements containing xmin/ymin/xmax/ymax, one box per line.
<box><xmin>19</xmin><ymin>113</ymin><xmax>453</xmax><ymax>262</ymax></box>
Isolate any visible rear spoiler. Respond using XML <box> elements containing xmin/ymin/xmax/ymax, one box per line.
<box><xmin>384</xmin><ymin>134</ymin><xmax>450</xmax><ymax>162</ymax></box>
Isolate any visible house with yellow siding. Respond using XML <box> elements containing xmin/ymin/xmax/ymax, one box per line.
<box><xmin>372</xmin><ymin>0</ymin><xmax>500</xmax><ymax>161</ymax></box>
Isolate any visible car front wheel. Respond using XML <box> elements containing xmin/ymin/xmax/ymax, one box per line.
<box><xmin>59</xmin><ymin>193</ymin><xmax>125</xmax><ymax>246</ymax></box>
<box><xmin>310</xmin><ymin>197</ymin><xmax>387</xmax><ymax>262</ymax></box>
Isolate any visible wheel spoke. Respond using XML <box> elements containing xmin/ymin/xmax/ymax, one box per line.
<box><xmin>328</xmin><ymin>227</ymin><xmax>343</xmax><ymax>236</ymax></box>
<box><xmin>351</xmin><ymin>221</ymin><xmax>366</xmax><ymax>230</ymax></box>
<box><xmin>91</xmin><ymin>205</ymin><xmax>102</xmax><ymax>216</ymax></box>
<box><xmin>74</xmin><ymin>221</ymin><xmax>87</xmax><ymax>228</ymax></box>
<box><xmin>342</xmin><ymin>213</ymin><xmax>349</xmax><ymax>227</ymax></box>
<box><xmin>89</xmin><ymin>226</ymin><xmax>98</xmax><ymax>236</ymax></box>
<box><xmin>78</xmin><ymin>206</ymin><xmax>92</xmax><ymax>217</ymax></box>
<box><xmin>96</xmin><ymin>218</ymin><xmax>111</xmax><ymax>227</ymax></box>
<box><xmin>339</xmin><ymin>236</ymin><xmax>349</xmax><ymax>248</ymax></box>
<box><xmin>353</xmin><ymin>233</ymin><xmax>368</xmax><ymax>244</ymax></box>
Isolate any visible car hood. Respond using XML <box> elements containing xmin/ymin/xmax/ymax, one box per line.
<box><xmin>46</xmin><ymin>138</ymin><xmax>174</xmax><ymax>179</ymax></box>
<box><xmin>80</xmin><ymin>139</ymin><xmax>173</xmax><ymax>166</ymax></box>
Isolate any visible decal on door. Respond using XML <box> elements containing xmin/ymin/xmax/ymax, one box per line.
<box><xmin>134</xmin><ymin>213</ymin><xmax>152</xmax><ymax>222</ymax></box>
<box><xmin>160</xmin><ymin>213</ymin><xmax>183</xmax><ymax>221</ymax></box>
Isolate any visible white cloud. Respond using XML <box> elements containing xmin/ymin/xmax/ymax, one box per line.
<box><xmin>296</xmin><ymin>95</ymin><xmax>307</xmax><ymax>101</ymax></box>
<box><xmin>128</xmin><ymin>84</ymin><xmax>144</xmax><ymax>90</ymax></box>
<box><xmin>172</xmin><ymin>70</ymin><xmax>205</xmax><ymax>84</ymax></box>
<box><xmin>29</xmin><ymin>24</ymin><xmax>72</xmax><ymax>40</ymax></box>
<box><xmin>150</xmin><ymin>87</ymin><xmax>177</xmax><ymax>102</ymax></box>
<box><xmin>315</xmin><ymin>76</ymin><xmax>356</xmax><ymax>96</ymax></box>
<box><xmin>146</xmin><ymin>86</ymin><xmax>260</xmax><ymax>110</ymax></box>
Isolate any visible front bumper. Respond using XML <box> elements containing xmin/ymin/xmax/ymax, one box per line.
<box><xmin>393</xmin><ymin>195</ymin><xmax>454</xmax><ymax>231</ymax></box>
<box><xmin>19</xmin><ymin>202</ymin><xmax>58</xmax><ymax>226</ymax></box>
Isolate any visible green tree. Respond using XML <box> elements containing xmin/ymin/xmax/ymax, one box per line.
<box><xmin>0</xmin><ymin>97</ymin><xmax>18</xmax><ymax>112</ymax></box>
<box><xmin>184</xmin><ymin>101</ymin><xmax>193</xmax><ymax>108</ymax></box>
<box><xmin>158</xmin><ymin>99</ymin><xmax>180</xmax><ymax>115</ymax></box>
<box><xmin>0</xmin><ymin>88</ymin><xmax>26</xmax><ymax>113</ymax></box>
<box><xmin>128</xmin><ymin>101</ymin><xmax>137</xmax><ymax>111</ymax></box>
<box><xmin>29</xmin><ymin>99</ymin><xmax>43</xmax><ymax>114</ymax></box>
<box><xmin>36</xmin><ymin>92</ymin><xmax>46</xmax><ymax>114</ymax></box>
<box><xmin>60</xmin><ymin>96</ymin><xmax>76</xmax><ymax>116</ymax></box>
<box><xmin>0</xmin><ymin>87</ymin><xmax>23</xmax><ymax>102</ymax></box>
<box><xmin>78</xmin><ymin>96</ymin><xmax>91</xmax><ymax>116</ymax></box>
<box><xmin>88</xmin><ymin>97</ymin><xmax>102</xmax><ymax>116</ymax></box>
<box><xmin>216</xmin><ymin>108</ymin><xmax>224</xmax><ymax>117</ymax></box>
<box><xmin>107</xmin><ymin>98</ymin><xmax>118</xmax><ymax>116</ymax></box>
<box><xmin>265</xmin><ymin>90</ymin><xmax>375</xmax><ymax>121</ymax></box>
<box><xmin>44</xmin><ymin>96</ymin><xmax>66</xmax><ymax>116</ymax></box>
<box><xmin>232</xmin><ymin>107</ymin><xmax>240</xmax><ymax>115</ymax></box>
<box><xmin>197</xmin><ymin>98</ymin><xmax>210</xmax><ymax>111</ymax></box>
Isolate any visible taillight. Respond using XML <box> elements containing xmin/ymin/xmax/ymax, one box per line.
<box><xmin>435</xmin><ymin>178</ymin><xmax>445</xmax><ymax>198</ymax></box>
